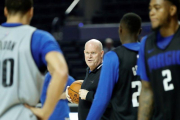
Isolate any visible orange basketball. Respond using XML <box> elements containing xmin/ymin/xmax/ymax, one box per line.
<box><xmin>68</xmin><ymin>81</ymin><xmax>83</xmax><ymax>104</ymax></box>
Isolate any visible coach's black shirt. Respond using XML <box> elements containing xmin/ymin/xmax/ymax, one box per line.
<box><xmin>78</xmin><ymin>63</ymin><xmax>109</xmax><ymax>120</ymax></box>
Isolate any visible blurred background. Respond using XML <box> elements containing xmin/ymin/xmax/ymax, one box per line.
<box><xmin>0</xmin><ymin>0</ymin><xmax>151</xmax><ymax>80</ymax></box>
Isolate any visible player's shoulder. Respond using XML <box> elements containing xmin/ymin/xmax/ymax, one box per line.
<box><xmin>144</xmin><ymin>31</ymin><xmax>157</xmax><ymax>43</ymax></box>
<box><xmin>14</xmin><ymin>25</ymin><xmax>36</xmax><ymax>33</ymax></box>
<box><xmin>34</xmin><ymin>29</ymin><xmax>51</xmax><ymax>36</ymax></box>
<box><xmin>33</xmin><ymin>29</ymin><xmax>55</xmax><ymax>40</ymax></box>
<box><xmin>141</xmin><ymin>36</ymin><xmax>148</xmax><ymax>44</ymax></box>
<box><xmin>113</xmin><ymin>45</ymin><xmax>131</xmax><ymax>53</ymax></box>
<box><xmin>105</xmin><ymin>51</ymin><xmax>118</xmax><ymax>57</ymax></box>
<box><xmin>139</xmin><ymin>35</ymin><xmax>149</xmax><ymax>49</ymax></box>
<box><xmin>113</xmin><ymin>46</ymin><xmax>123</xmax><ymax>50</ymax></box>
<box><xmin>68</xmin><ymin>75</ymin><xmax>75</xmax><ymax>81</ymax></box>
<box><xmin>104</xmin><ymin>51</ymin><xmax>119</xmax><ymax>63</ymax></box>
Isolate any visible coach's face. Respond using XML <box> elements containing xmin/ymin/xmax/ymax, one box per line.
<box><xmin>84</xmin><ymin>42</ymin><xmax>103</xmax><ymax>71</ymax></box>
<box><xmin>149</xmin><ymin>0</ymin><xmax>173</xmax><ymax>30</ymax></box>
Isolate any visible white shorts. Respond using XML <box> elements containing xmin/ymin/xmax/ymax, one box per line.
<box><xmin>1</xmin><ymin>104</ymin><xmax>37</xmax><ymax>120</ymax></box>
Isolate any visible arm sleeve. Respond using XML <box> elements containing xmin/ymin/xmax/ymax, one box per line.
<box><xmin>40</xmin><ymin>72</ymin><xmax>51</xmax><ymax>106</ymax></box>
<box><xmin>31</xmin><ymin>30</ymin><xmax>63</xmax><ymax>71</ymax></box>
<box><xmin>138</xmin><ymin>36</ymin><xmax>149</xmax><ymax>81</ymax></box>
<box><xmin>86</xmin><ymin>51</ymin><xmax>119</xmax><ymax>120</ymax></box>
<box><xmin>86</xmin><ymin>91</ymin><xmax>95</xmax><ymax>102</ymax></box>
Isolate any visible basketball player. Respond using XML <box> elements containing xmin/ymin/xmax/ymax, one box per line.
<box><xmin>41</xmin><ymin>72</ymin><xmax>75</xmax><ymax>120</ymax></box>
<box><xmin>0</xmin><ymin>0</ymin><xmax>68</xmax><ymax>120</ymax></box>
<box><xmin>86</xmin><ymin>13</ymin><xmax>142</xmax><ymax>120</ymax></box>
<box><xmin>138</xmin><ymin>0</ymin><xmax>180</xmax><ymax>120</ymax></box>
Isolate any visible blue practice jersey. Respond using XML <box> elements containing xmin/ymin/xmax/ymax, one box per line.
<box><xmin>137</xmin><ymin>28</ymin><xmax>180</xmax><ymax>120</ymax></box>
<box><xmin>41</xmin><ymin>73</ymin><xmax>75</xmax><ymax>120</ymax></box>
<box><xmin>1</xmin><ymin>23</ymin><xmax>62</xmax><ymax>72</ymax></box>
<box><xmin>86</xmin><ymin>42</ymin><xmax>140</xmax><ymax>120</ymax></box>
<box><xmin>0</xmin><ymin>23</ymin><xmax>63</xmax><ymax>118</ymax></box>
<box><xmin>138</xmin><ymin>32</ymin><xmax>174</xmax><ymax>81</ymax></box>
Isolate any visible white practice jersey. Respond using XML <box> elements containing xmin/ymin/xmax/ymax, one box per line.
<box><xmin>0</xmin><ymin>25</ymin><xmax>44</xmax><ymax>116</ymax></box>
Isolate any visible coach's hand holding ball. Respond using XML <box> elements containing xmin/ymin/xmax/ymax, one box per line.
<box><xmin>66</xmin><ymin>80</ymin><xmax>83</xmax><ymax>104</ymax></box>
<box><xmin>79</xmin><ymin>89</ymin><xmax>89</xmax><ymax>100</ymax></box>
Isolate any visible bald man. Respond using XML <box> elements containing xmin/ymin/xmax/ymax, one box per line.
<box><xmin>67</xmin><ymin>39</ymin><xmax>110</xmax><ymax>120</ymax></box>
<box><xmin>78</xmin><ymin>39</ymin><xmax>107</xmax><ymax>120</ymax></box>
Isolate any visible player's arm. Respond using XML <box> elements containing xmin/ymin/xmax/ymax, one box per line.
<box><xmin>138</xmin><ymin>80</ymin><xmax>153</xmax><ymax>120</ymax></box>
<box><xmin>60</xmin><ymin>75</ymin><xmax>75</xmax><ymax>100</ymax></box>
<box><xmin>25</xmin><ymin>52</ymin><xmax>68</xmax><ymax>120</ymax></box>
<box><xmin>59</xmin><ymin>92</ymin><xmax>67</xmax><ymax>100</ymax></box>
<box><xmin>25</xmin><ymin>30</ymin><xmax>68</xmax><ymax>120</ymax></box>
<box><xmin>42</xmin><ymin>52</ymin><xmax>68</xmax><ymax>119</ymax></box>
<box><xmin>137</xmin><ymin>36</ymin><xmax>153</xmax><ymax>120</ymax></box>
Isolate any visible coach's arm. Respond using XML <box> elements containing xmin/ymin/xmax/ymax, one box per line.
<box><xmin>138</xmin><ymin>80</ymin><xmax>154</xmax><ymax>120</ymax></box>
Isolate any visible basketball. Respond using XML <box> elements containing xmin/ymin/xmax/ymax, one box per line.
<box><xmin>68</xmin><ymin>81</ymin><xmax>83</xmax><ymax>104</ymax></box>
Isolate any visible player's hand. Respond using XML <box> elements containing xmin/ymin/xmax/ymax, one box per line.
<box><xmin>65</xmin><ymin>86</ymin><xmax>73</xmax><ymax>103</ymax></box>
<box><xmin>59</xmin><ymin>92</ymin><xmax>67</xmax><ymax>100</ymax></box>
<box><xmin>79</xmin><ymin>89</ymin><xmax>89</xmax><ymax>100</ymax></box>
<box><xmin>24</xmin><ymin>104</ymin><xmax>47</xmax><ymax>120</ymax></box>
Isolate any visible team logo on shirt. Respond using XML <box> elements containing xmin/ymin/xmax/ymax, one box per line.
<box><xmin>148</xmin><ymin>50</ymin><xmax>180</xmax><ymax>72</ymax></box>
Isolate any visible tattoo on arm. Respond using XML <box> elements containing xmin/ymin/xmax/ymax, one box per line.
<box><xmin>138</xmin><ymin>80</ymin><xmax>154</xmax><ymax>120</ymax></box>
